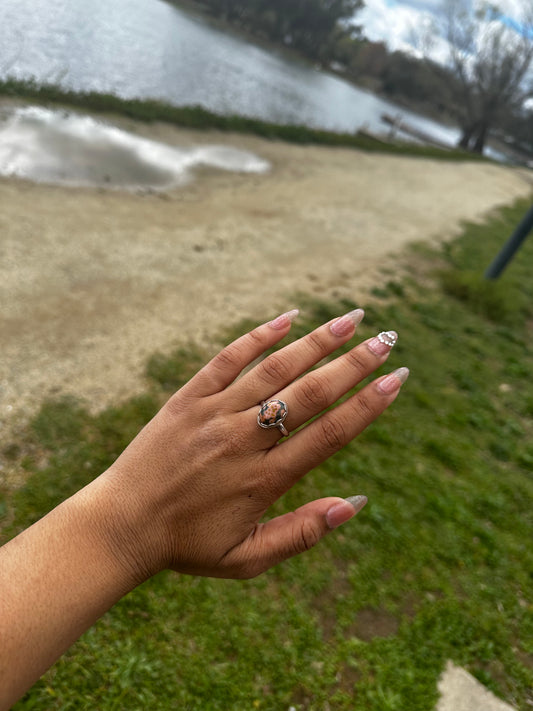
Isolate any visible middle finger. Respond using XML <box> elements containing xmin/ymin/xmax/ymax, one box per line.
<box><xmin>230</xmin><ymin>309</ymin><xmax>365</xmax><ymax>410</ymax></box>
<box><xmin>247</xmin><ymin>330</ymin><xmax>399</xmax><ymax>447</ymax></box>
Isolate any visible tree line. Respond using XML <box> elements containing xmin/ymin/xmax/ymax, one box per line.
<box><xmin>188</xmin><ymin>0</ymin><xmax>364</xmax><ymax>62</ymax></box>
<box><xmin>177</xmin><ymin>0</ymin><xmax>533</xmax><ymax>157</ymax></box>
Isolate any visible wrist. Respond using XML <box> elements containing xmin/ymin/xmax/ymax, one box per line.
<box><xmin>0</xmin><ymin>474</ymin><xmax>152</xmax><ymax>704</ymax></box>
<box><xmin>71</xmin><ymin>472</ymin><xmax>157</xmax><ymax>592</ymax></box>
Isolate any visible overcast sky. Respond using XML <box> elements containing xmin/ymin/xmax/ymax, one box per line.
<box><xmin>358</xmin><ymin>0</ymin><xmax>447</xmax><ymax>59</ymax></box>
<box><xmin>357</xmin><ymin>0</ymin><xmax>529</xmax><ymax>62</ymax></box>
<box><xmin>358</xmin><ymin>0</ymin><xmax>533</xmax><ymax>109</ymax></box>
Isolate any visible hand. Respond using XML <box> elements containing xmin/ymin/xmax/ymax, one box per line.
<box><xmin>100</xmin><ymin>308</ymin><xmax>408</xmax><ymax>582</ymax></box>
<box><xmin>0</xmin><ymin>307</ymin><xmax>408</xmax><ymax>706</ymax></box>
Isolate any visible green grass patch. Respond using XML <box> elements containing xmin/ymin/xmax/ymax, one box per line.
<box><xmin>0</xmin><ymin>77</ymin><xmax>487</xmax><ymax>162</ymax></box>
<box><xmin>2</xmin><ymin>198</ymin><xmax>533</xmax><ymax>709</ymax></box>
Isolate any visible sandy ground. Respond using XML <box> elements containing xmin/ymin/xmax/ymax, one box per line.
<box><xmin>1</xmin><ymin>115</ymin><xmax>532</xmax><ymax>481</ymax></box>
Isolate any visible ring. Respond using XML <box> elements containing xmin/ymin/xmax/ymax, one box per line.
<box><xmin>257</xmin><ymin>399</ymin><xmax>289</xmax><ymax>437</ymax></box>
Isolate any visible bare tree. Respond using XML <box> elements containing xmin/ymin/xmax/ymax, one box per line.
<box><xmin>440</xmin><ymin>0</ymin><xmax>533</xmax><ymax>153</ymax></box>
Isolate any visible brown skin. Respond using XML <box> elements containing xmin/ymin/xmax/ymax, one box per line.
<box><xmin>0</xmin><ymin>309</ymin><xmax>406</xmax><ymax>708</ymax></box>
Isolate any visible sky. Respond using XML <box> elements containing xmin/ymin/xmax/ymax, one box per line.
<box><xmin>358</xmin><ymin>0</ymin><xmax>445</xmax><ymax>57</ymax></box>
<box><xmin>357</xmin><ymin>0</ymin><xmax>533</xmax><ymax>109</ymax></box>
<box><xmin>357</xmin><ymin>0</ymin><xmax>530</xmax><ymax>63</ymax></box>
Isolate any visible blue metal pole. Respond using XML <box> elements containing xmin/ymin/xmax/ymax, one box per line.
<box><xmin>485</xmin><ymin>203</ymin><xmax>533</xmax><ymax>279</ymax></box>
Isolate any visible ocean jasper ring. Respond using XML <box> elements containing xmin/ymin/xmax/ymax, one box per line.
<box><xmin>257</xmin><ymin>399</ymin><xmax>289</xmax><ymax>437</ymax></box>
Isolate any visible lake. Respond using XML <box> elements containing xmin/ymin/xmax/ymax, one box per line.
<box><xmin>0</xmin><ymin>0</ymin><xmax>461</xmax><ymax>146</ymax></box>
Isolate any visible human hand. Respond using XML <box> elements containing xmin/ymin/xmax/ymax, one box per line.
<box><xmin>99</xmin><ymin>309</ymin><xmax>408</xmax><ymax>583</ymax></box>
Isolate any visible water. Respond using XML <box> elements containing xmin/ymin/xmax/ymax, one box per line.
<box><xmin>0</xmin><ymin>0</ymin><xmax>461</xmax><ymax>144</ymax></box>
<box><xmin>0</xmin><ymin>105</ymin><xmax>269</xmax><ymax>189</ymax></box>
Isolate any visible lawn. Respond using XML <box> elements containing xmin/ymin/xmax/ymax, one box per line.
<box><xmin>1</xmin><ymin>198</ymin><xmax>532</xmax><ymax>710</ymax></box>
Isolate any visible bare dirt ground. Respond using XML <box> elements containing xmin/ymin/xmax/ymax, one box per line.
<box><xmin>1</xmin><ymin>116</ymin><xmax>532</xmax><ymax>483</ymax></box>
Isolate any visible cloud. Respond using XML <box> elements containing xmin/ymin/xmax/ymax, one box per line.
<box><xmin>496</xmin><ymin>0</ymin><xmax>531</xmax><ymax>19</ymax></box>
<box><xmin>358</xmin><ymin>0</ymin><xmax>448</xmax><ymax>61</ymax></box>
<box><xmin>358</xmin><ymin>0</ymin><xmax>533</xmax><ymax>109</ymax></box>
<box><xmin>358</xmin><ymin>0</ymin><xmax>422</xmax><ymax>50</ymax></box>
<box><xmin>392</xmin><ymin>0</ymin><xmax>443</xmax><ymax>12</ymax></box>
<box><xmin>359</xmin><ymin>0</ymin><xmax>532</xmax><ymax>64</ymax></box>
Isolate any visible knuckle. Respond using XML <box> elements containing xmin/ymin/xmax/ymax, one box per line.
<box><xmin>210</xmin><ymin>327</ymin><xmax>266</xmax><ymax>375</ymax></box>
<box><xmin>260</xmin><ymin>353</ymin><xmax>292</xmax><ymax>385</ymax></box>
<box><xmin>316</xmin><ymin>417</ymin><xmax>347</xmax><ymax>453</ymax></box>
<box><xmin>194</xmin><ymin>419</ymin><xmax>226</xmax><ymax>453</ymax></box>
<box><xmin>352</xmin><ymin>391</ymin><xmax>375</xmax><ymax>422</ymax></box>
<box><xmin>192</xmin><ymin>414</ymin><xmax>247</xmax><ymax>458</ymax></box>
<box><xmin>345</xmin><ymin>348</ymin><xmax>369</xmax><ymax>374</ymax></box>
<box><xmin>212</xmin><ymin>343</ymin><xmax>242</xmax><ymax>372</ymax></box>
<box><xmin>245</xmin><ymin>326</ymin><xmax>265</xmax><ymax>348</ymax></box>
<box><xmin>295</xmin><ymin>374</ymin><xmax>331</xmax><ymax>412</ymax></box>
<box><xmin>292</xmin><ymin>519</ymin><xmax>322</xmax><ymax>554</ymax></box>
<box><xmin>220</xmin><ymin>429</ymin><xmax>249</xmax><ymax>457</ymax></box>
<box><xmin>306</xmin><ymin>329</ymin><xmax>329</xmax><ymax>355</ymax></box>
<box><xmin>165</xmin><ymin>391</ymin><xmax>189</xmax><ymax>417</ymax></box>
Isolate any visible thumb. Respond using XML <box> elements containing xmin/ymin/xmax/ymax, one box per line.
<box><xmin>224</xmin><ymin>496</ymin><xmax>368</xmax><ymax>579</ymax></box>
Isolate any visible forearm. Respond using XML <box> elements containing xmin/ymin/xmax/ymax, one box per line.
<box><xmin>0</xmin><ymin>476</ymin><xmax>138</xmax><ymax>709</ymax></box>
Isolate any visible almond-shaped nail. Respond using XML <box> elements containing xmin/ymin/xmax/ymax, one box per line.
<box><xmin>268</xmin><ymin>309</ymin><xmax>299</xmax><ymax>330</ymax></box>
<box><xmin>329</xmin><ymin>309</ymin><xmax>365</xmax><ymax>337</ymax></box>
<box><xmin>377</xmin><ymin>366</ymin><xmax>410</xmax><ymax>394</ymax></box>
<box><xmin>367</xmin><ymin>330</ymin><xmax>398</xmax><ymax>356</ymax></box>
<box><xmin>326</xmin><ymin>495</ymin><xmax>368</xmax><ymax>529</ymax></box>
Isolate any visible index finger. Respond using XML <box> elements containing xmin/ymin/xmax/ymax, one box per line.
<box><xmin>183</xmin><ymin>309</ymin><xmax>299</xmax><ymax>397</ymax></box>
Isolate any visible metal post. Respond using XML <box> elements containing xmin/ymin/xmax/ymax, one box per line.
<box><xmin>485</xmin><ymin>204</ymin><xmax>533</xmax><ymax>279</ymax></box>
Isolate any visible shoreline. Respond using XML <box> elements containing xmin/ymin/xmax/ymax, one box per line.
<box><xmin>163</xmin><ymin>0</ymin><xmax>459</xmax><ymax>132</ymax></box>
<box><xmin>164</xmin><ymin>0</ymin><xmax>317</xmax><ymax>69</ymax></box>
<box><xmin>0</xmin><ymin>84</ymin><xmax>486</xmax><ymax>164</ymax></box>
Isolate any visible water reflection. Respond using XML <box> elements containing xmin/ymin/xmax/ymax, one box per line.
<box><xmin>0</xmin><ymin>106</ymin><xmax>270</xmax><ymax>190</ymax></box>
<box><xmin>0</xmin><ymin>0</ymin><xmax>458</xmax><ymax>141</ymax></box>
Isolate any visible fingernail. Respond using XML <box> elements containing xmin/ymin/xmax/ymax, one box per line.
<box><xmin>367</xmin><ymin>331</ymin><xmax>398</xmax><ymax>356</ymax></box>
<box><xmin>329</xmin><ymin>309</ymin><xmax>365</xmax><ymax>337</ymax></box>
<box><xmin>377</xmin><ymin>366</ymin><xmax>410</xmax><ymax>394</ymax></box>
<box><xmin>326</xmin><ymin>495</ymin><xmax>368</xmax><ymax>529</ymax></box>
<box><xmin>268</xmin><ymin>309</ymin><xmax>299</xmax><ymax>330</ymax></box>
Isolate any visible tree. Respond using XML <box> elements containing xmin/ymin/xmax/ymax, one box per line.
<box><xmin>188</xmin><ymin>0</ymin><xmax>364</xmax><ymax>62</ymax></box>
<box><xmin>438</xmin><ymin>0</ymin><xmax>533</xmax><ymax>153</ymax></box>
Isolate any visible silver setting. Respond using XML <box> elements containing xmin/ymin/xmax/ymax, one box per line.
<box><xmin>257</xmin><ymin>399</ymin><xmax>289</xmax><ymax>437</ymax></box>
<box><xmin>377</xmin><ymin>331</ymin><xmax>398</xmax><ymax>347</ymax></box>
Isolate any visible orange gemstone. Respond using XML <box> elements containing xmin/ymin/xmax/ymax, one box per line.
<box><xmin>258</xmin><ymin>399</ymin><xmax>288</xmax><ymax>428</ymax></box>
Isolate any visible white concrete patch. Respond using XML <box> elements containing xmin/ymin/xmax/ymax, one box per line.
<box><xmin>437</xmin><ymin>661</ymin><xmax>517</xmax><ymax>711</ymax></box>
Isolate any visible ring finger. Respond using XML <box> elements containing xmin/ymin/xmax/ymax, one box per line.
<box><xmin>248</xmin><ymin>330</ymin><xmax>399</xmax><ymax>447</ymax></box>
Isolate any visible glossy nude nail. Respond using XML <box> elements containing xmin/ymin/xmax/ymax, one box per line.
<box><xmin>329</xmin><ymin>309</ymin><xmax>365</xmax><ymax>337</ymax></box>
<box><xmin>326</xmin><ymin>495</ymin><xmax>368</xmax><ymax>529</ymax></box>
<box><xmin>377</xmin><ymin>367</ymin><xmax>410</xmax><ymax>394</ymax></box>
<box><xmin>367</xmin><ymin>330</ymin><xmax>398</xmax><ymax>356</ymax></box>
<box><xmin>268</xmin><ymin>309</ymin><xmax>299</xmax><ymax>330</ymax></box>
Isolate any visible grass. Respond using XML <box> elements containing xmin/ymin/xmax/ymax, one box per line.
<box><xmin>0</xmin><ymin>77</ymin><xmax>488</xmax><ymax>162</ymax></box>
<box><xmin>2</xmin><ymin>198</ymin><xmax>533</xmax><ymax>709</ymax></box>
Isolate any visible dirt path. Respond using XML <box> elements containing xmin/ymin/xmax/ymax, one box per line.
<box><xmin>1</xmin><ymin>118</ymin><xmax>532</xmax><ymax>469</ymax></box>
